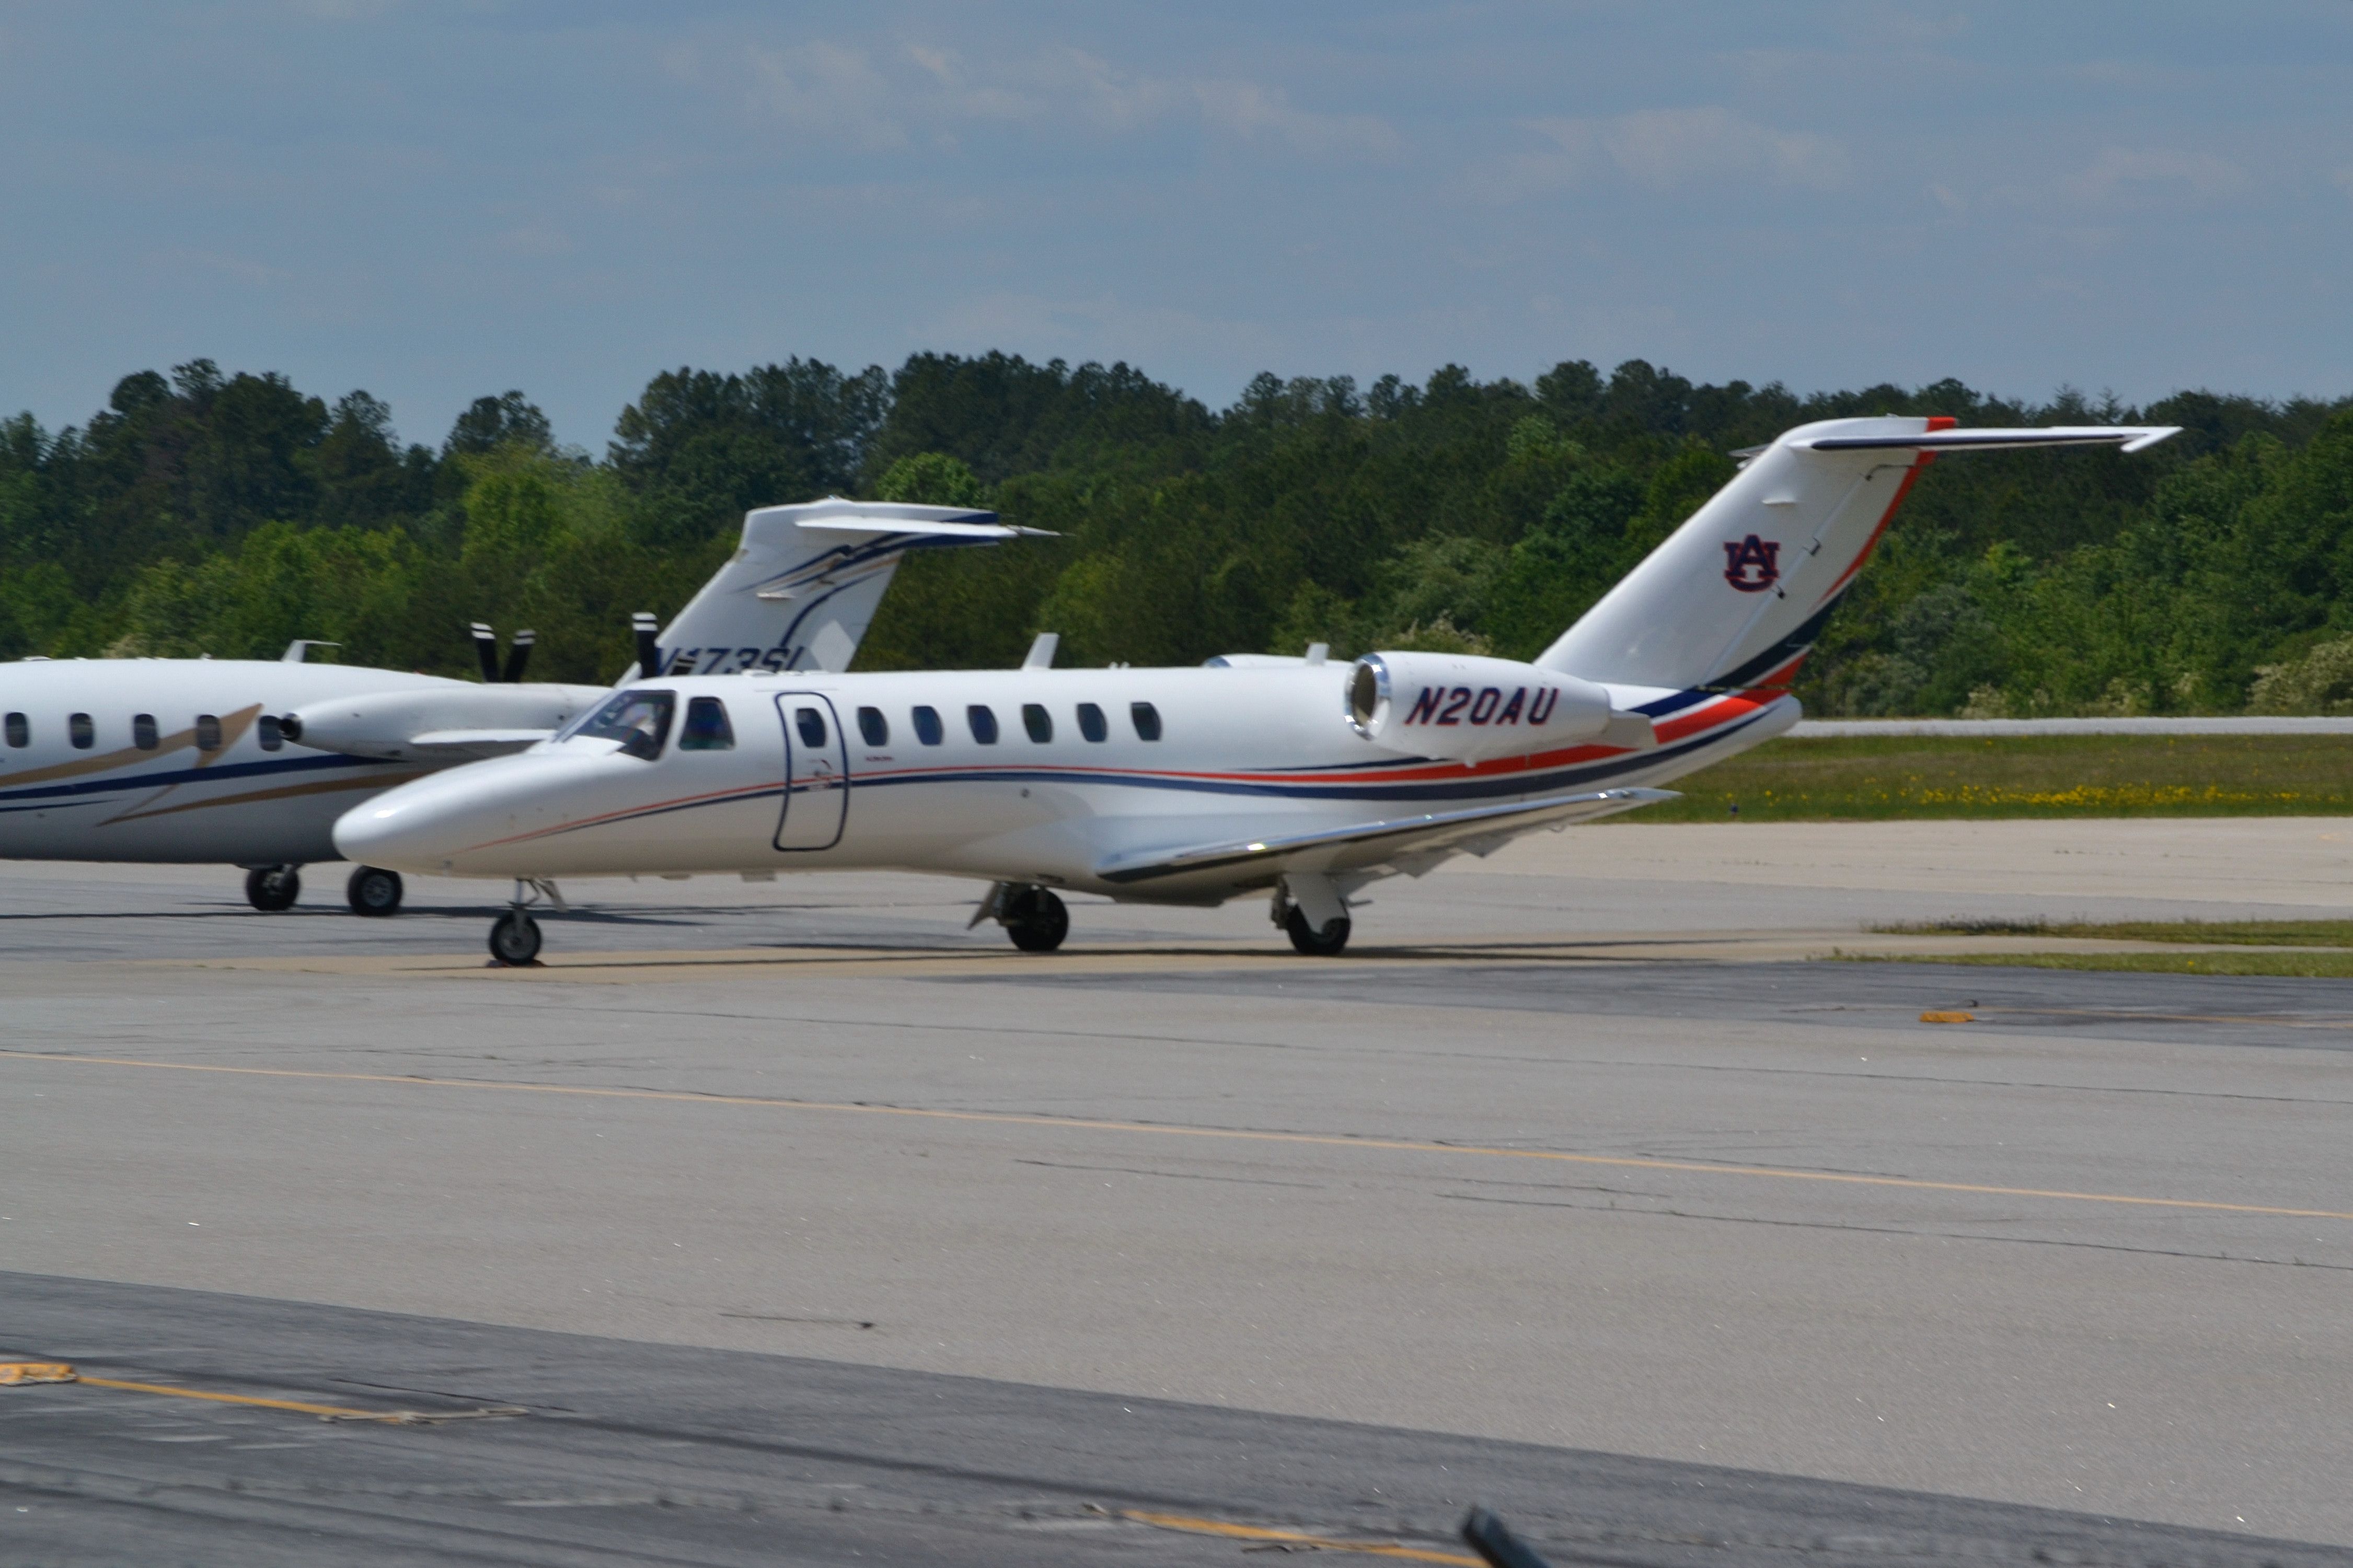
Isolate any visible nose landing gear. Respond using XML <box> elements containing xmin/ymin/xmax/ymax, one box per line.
<box><xmin>487</xmin><ymin>878</ymin><xmax>565</xmax><ymax>966</ymax></box>
<box><xmin>244</xmin><ymin>864</ymin><xmax>302</xmax><ymax>912</ymax></box>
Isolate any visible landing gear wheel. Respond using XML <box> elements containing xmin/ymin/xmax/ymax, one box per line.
<box><xmin>488</xmin><ymin>910</ymin><xmax>543</xmax><ymax>966</ymax></box>
<box><xmin>346</xmin><ymin>866</ymin><xmax>404</xmax><ymax>917</ymax></box>
<box><xmin>1001</xmin><ymin>887</ymin><xmax>1069</xmax><ymax>953</ymax></box>
<box><xmin>245</xmin><ymin>865</ymin><xmax>301</xmax><ymax>912</ymax></box>
<box><xmin>1284</xmin><ymin>905</ymin><xmax>1352</xmax><ymax>956</ymax></box>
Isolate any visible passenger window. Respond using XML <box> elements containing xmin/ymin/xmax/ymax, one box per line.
<box><xmin>967</xmin><ymin>704</ymin><xmax>999</xmax><ymax>745</ymax></box>
<box><xmin>567</xmin><ymin>689</ymin><xmax>674</xmax><ymax>760</ymax></box>
<box><xmin>857</xmin><ymin>706</ymin><xmax>889</xmax><ymax>747</ymax></box>
<box><xmin>912</xmin><ymin>705</ymin><xmax>944</xmax><ymax>746</ymax></box>
<box><xmin>794</xmin><ymin>706</ymin><xmax>828</xmax><ymax>748</ymax></box>
<box><xmin>1130</xmin><ymin>701</ymin><xmax>1162</xmax><ymax>741</ymax></box>
<box><xmin>68</xmin><ymin>713</ymin><xmax>94</xmax><ymax>750</ymax></box>
<box><xmin>1021</xmin><ymin>703</ymin><xmax>1052</xmax><ymax>743</ymax></box>
<box><xmin>1076</xmin><ymin>702</ymin><xmax>1108</xmax><ymax>743</ymax></box>
<box><xmin>195</xmin><ymin>714</ymin><xmax>223</xmax><ymax>752</ymax></box>
<box><xmin>679</xmin><ymin>695</ymin><xmax>735</xmax><ymax>751</ymax></box>
<box><xmin>133</xmin><ymin>714</ymin><xmax>158</xmax><ymax>750</ymax></box>
<box><xmin>3</xmin><ymin>713</ymin><xmax>24</xmax><ymax>748</ymax></box>
<box><xmin>257</xmin><ymin>714</ymin><xmax>283</xmax><ymax>752</ymax></box>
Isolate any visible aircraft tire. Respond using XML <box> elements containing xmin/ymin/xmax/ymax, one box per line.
<box><xmin>1284</xmin><ymin>906</ymin><xmax>1351</xmax><ymax>956</ymax></box>
<box><xmin>347</xmin><ymin>866</ymin><xmax>405</xmax><ymax>917</ymax></box>
<box><xmin>1003</xmin><ymin>887</ymin><xmax>1069</xmax><ymax>953</ymax></box>
<box><xmin>488</xmin><ymin>910</ymin><xmax>543</xmax><ymax>966</ymax></box>
<box><xmin>245</xmin><ymin>865</ymin><xmax>301</xmax><ymax>912</ymax></box>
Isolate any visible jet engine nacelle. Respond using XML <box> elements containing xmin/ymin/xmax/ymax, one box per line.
<box><xmin>282</xmin><ymin>684</ymin><xmax>607</xmax><ymax>763</ymax></box>
<box><xmin>1346</xmin><ymin>652</ymin><xmax>1648</xmax><ymax>762</ymax></box>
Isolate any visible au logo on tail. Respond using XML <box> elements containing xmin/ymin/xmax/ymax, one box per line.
<box><xmin>1722</xmin><ymin>533</ymin><xmax>1780</xmax><ymax>593</ymax></box>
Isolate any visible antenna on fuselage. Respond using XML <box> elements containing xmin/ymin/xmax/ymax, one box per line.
<box><xmin>471</xmin><ymin>622</ymin><xmax>501</xmax><ymax>683</ymax></box>
<box><xmin>631</xmin><ymin>612</ymin><xmax>662</xmax><ymax>683</ymax></box>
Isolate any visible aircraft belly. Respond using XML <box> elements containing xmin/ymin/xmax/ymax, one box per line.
<box><xmin>0</xmin><ymin>780</ymin><xmax>359</xmax><ymax>865</ymax></box>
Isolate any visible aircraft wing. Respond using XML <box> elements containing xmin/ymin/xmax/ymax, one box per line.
<box><xmin>1095</xmin><ymin>786</ymin><xmax>1678</xmax><ymax>888</ymax></box>
<box><xmin>403</xmin><ymin>728</ymin><xmax>560</xmax><ymax>760</ymax></box>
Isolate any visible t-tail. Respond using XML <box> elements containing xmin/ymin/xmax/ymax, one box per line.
<box><xmin>1535</xmin><ymin>416</ymin><xmax>2178</xmax><ymax>694</ymax></box>
<box><xmin>635</xmin><ymin>498</ymin><xmax>1045</xmax><ymax>680</ymax></box>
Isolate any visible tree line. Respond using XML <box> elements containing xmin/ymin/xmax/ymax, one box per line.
<box><xmin>3</xmin><ymin>351</ymin><xmax>2351</xmax><ymax>714</ymax></box>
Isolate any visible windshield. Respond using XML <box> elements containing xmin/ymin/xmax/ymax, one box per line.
<box><xmin>563</xmin><ymin>689</ymin><xmax>675</xmax><ymax>760</ymax></box>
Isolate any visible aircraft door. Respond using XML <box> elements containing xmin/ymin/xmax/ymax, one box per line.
<box><xmin>772</xmin><ymin>694</ymin><xmax>849</xmax><ymax>851</ymax></box>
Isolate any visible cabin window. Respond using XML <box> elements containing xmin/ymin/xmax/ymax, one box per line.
<box><xmin>912</xmin><ymin>705</ymin><xmax>944</xmax><ymax>746</ymax></box>
<box><xmin>257</xmin><ymin>714</ymin><xmax>284</xmax><ymax>752</ymax></box>
<box><xmin>794</xmin><ymin>707</ymin><xmax>828</xmax><ymax>748</ymax></box>
<box><xmin>1076</xmin><ymin>702</ymin><xmax>1108</xmax><ymax>742</ymax></box>
<box><xmin>133</xmin><ymin>714</ymin><xmax>158</xmax><ymax>750</ymax></box>
<box><xmin>195</xmin><ymin>714</ymin><xmax>223</xmax><ymax>752</ymax></box>
<box><xmin>3</xmin><ymin>713</ymin><xmax>24</xmax><ymax>748</ymax></box>
<box><xmin>966</xmin><ymin>704</ymin><xmax>999</xmax><ymax>745</ymax></box>
<box><xmin>1021</xmin><ymin>703</ymin><xmax>1053</xmax><ymax>743</ymax></box>
<box><xmin>857</xmin><ymin>706</ymin><xmax>889</xmax><ymax>747</ymax></box>
<box><xmin>1129</xmin><ymin>701</ymin><xmax>1163</xmax><ymax>741</ymax></box>
<box><xmin>68</xmin><ymin>713</ymin><xmax>94</xmax><ymax>750</ymax></box>
<box><xmin>569</xmin><ymin>689</ymin><xmax>674</xmax><ymax>760</ymax></box>
<box><xmin>679</xmin><ymin>696</ymin><xmax>735</xmax><ymax>751</ymax></box>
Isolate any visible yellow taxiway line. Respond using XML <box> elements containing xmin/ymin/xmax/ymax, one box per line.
<box><xmin>1120</xmin><ymin>1507</ymin><xmax>1480</xmax><ymax>1563</ymax></box>
<box><xmin>6</xmin><ymin>1047</ymin><xmax>2349</xmax><ymax>1223</ymax></box>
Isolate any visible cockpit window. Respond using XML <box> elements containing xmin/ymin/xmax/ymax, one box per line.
<box><xmin>679</xmin><ymin>695</ymin><xmax>735</xmax><ymax>751</ymax></box>
<box><xmin>568</xmin><ymin>689</ymin><xmax>675</xmax><ymax>760</ymax></box>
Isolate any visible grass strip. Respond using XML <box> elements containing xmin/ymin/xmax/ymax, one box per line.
<box><xmin>1836</xmin><ymin>949</ymin><xmax>2353</xmax><ymax>979</ymax></box>
<box><xmin>1616</xmin><ymin>734</ymin><xmax>2353</xmax><ymax>822</ymax></box>
<box><xmin>1868</xmin><ymin>919</ymin><xmax>2353</xmax><ymax>947</ymax></box>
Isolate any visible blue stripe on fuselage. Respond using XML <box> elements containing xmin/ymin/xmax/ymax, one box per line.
<box><xmin>0</xmin><ymin>750</ymin><xmax>380</xmax><ymax>809</ymax></box>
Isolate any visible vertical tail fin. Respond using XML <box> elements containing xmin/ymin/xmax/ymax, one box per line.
<box><xmin>638</xmin><ymin>498</ymin><xmax>1043</xmax><ymax>680</ymax></box>
<box><xmin>1534</xmin><ymin>417</ymin><xmax>2178</xmax><ymax>692</ymax></box>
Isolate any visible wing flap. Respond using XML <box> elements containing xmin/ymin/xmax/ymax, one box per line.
<box><xmin>1097</xmin><ymin>787</ymin><xmax>1678</xmax><ymax>886</ymax></box>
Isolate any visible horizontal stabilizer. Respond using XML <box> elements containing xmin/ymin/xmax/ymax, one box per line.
<box><xmin>1098</xmin><ymin>786</ymin><xmax>1678</xmax><ymax>886</ymax></box>
<box><xmin>1793</xmin><ymin>425</ymin><xmax>2180</xmax><ymax>456</ymax></box>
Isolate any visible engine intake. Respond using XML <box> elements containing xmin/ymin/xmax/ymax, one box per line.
<box><xmin>1346</xmin><ymin>652</ymin><xmax>1636</xmax><ymax>763</ymax></box>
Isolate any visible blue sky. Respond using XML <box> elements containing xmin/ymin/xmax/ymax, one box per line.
<box><xmin>4</xmin><ymin>2</ymin><xmax>2349</xmax><ymax>452</ymax></box>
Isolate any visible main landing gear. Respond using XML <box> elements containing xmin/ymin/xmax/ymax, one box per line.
<box><xmin>973</xmin><ymin>882</ymin><xmax>1069</xmax><ymax>952</ymax></box>
<box><xmin>345</xmin><ymin>866</ymin><xmax>404</xmax><ymax>917</ymax></box>
<box><xmin>487</xmin><ymin>878</ymin><xmax>566</xmax><ymax>966</ymax></box>
<box><xmin>244</xmin><ymin>864</ymin><xmax>301</xmax><ymax>911</ymax></box>
<box><xmin>1273</xmin><ymin>874</ymin><xmax>1353</xmax><ymax>956</ymax></box>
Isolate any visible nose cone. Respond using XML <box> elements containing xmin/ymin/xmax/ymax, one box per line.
<box><xmin>334</xmin><ymin>772</ymin><xmax>486</xmax><ymax>873</ymax></box>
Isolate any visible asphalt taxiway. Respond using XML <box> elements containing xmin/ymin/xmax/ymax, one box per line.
<box><xmin>4</xmin><ymin>820</ymin><xmax>2351</xmax><ymax>1564</ymax></box>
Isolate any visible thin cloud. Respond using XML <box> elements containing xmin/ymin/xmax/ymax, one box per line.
<box><xmin>2063</xmin><ymin>146</ymin><xmax>2246</xmax><ymax>206</ymax></box>
<box><xmin>744</xmin><ymin>41</ymin><xmax>909</xmax><ymax>152</ymax></box>
<box><xmin>1483</xmin><ymin>107</ymin><xmax>1848</xmax><ymax>200</ymax></box>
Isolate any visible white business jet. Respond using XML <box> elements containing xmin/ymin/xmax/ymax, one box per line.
<box><xmin>0</xmin><ymin>500</ymin><xmax>1025</xmax><ymax>915</ymax></box>
<box><xmin>332</xmin><ymin>419</ymin><xmax>2177</xmax><ymax>962</ymax></box>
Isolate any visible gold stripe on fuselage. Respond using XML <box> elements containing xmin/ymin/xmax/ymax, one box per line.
<box><xmin>100</xmin><ymin>767</ymin><xmax>425</xmax><ymax>825</ymax></box>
